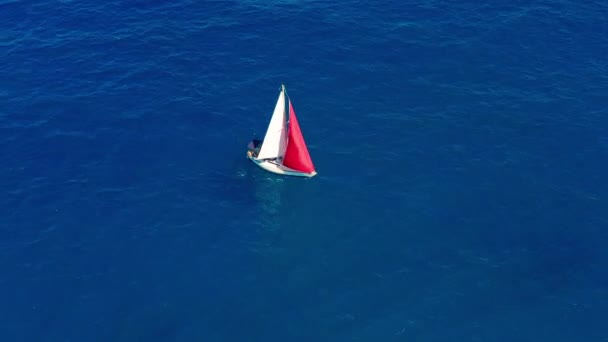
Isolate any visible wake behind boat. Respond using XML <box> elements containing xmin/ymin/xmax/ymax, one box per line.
<box><xmin>247</xmin><ymin>84</ymin><xmax>317</xmax><ymax>178</ymax></box>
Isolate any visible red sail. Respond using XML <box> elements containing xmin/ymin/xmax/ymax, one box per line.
<box><xmin>283</xmin><ymin>100</ymin><xmax>315</xmax><ymax>173</ymax></box>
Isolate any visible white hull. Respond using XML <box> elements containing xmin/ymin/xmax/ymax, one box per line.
<box><xmin>247</xmin><ymin>154</ymin><xmax>317</xmax><ymax>178</ymax></box>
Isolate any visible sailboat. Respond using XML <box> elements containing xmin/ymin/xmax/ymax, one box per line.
<box><xmin>247</xmin><ymin>84</ymin><xmax>317</xmax><ymax>178</ymax></box>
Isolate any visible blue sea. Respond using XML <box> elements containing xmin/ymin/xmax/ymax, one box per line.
<box><xmin>1</xmin><ymin>0</ymin><xmax>607</xmax><ymax>340</ymax></box>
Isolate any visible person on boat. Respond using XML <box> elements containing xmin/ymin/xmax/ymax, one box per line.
<box><xmin>247</xmin><ymin>139</ymin><xmax>262</xmax><ymax>158</ymax></box>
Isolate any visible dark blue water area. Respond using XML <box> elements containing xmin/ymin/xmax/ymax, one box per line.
<box><xmin>1</xmin><ymin>0</ymin><xmax>608</xmax><ymax>341</ymax></box>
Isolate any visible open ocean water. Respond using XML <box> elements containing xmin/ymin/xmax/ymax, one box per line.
<box><xmin>1</xmin><ymin>0</ymin><xmax>608</xmax><ymax>341</ymax></box>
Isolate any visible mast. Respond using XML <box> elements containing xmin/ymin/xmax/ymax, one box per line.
<box><xmin>282</xmin><ymin>84</ymin><xmax>289</xmax><ymax>137</ymax></box>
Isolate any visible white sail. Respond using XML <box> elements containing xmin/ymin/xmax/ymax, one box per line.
<box><xmin>257</xmin><ymin>87</ymin><xmax>287</xmax><ymax>160</ymax></box>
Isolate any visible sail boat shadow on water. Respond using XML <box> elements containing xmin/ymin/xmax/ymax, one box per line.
<box><xmin>247</xmin><ymin>84</ymin><xmax>317</xmax><ymax>178</ymax></box>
